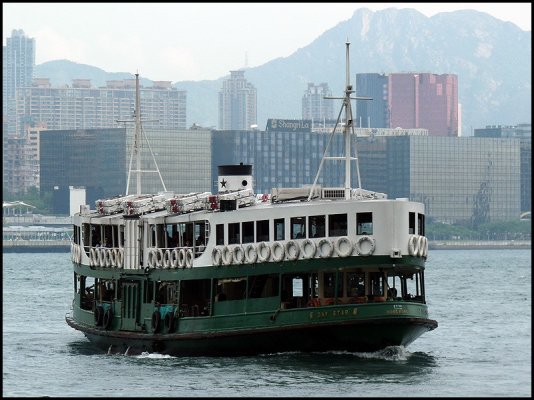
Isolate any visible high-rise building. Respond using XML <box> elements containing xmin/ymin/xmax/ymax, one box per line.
<box><xmin>3</xmin><ymin>29</ymin><xmax>35</xmax><ymax>118</ymax></box>
<box><xmin>302</xmin><ymin>83</ymin><xmax>333</xmax><ymax>123</ymax></box>
<box><xmin>218</xmin><ymin>70</ymin><xmax>257</xmax><ymax>130</ymax></box>
<box><xmin>356</xmin><ymin>73</ymin><xmax>459</xmax><ymax>137</ymax></box>
<box><xmin>14</xmin><ymin>79</ymin><xmax>187</xmax><ymax>136</ymax></box>
<box><xmin>388</xmin><ymin>73</ymin><xmax>458</xmax><ymax>137</ymax></box>
<box><xmin>355</xmin><ymin>73</ymin><xmax>389</xmax><ymax>128</ymax></box>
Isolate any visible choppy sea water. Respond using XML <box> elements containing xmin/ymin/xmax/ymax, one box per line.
<box><xmin>3</xmin><ymin>249</ymin><xmax>531</xmax><ymax>397</ymax></box>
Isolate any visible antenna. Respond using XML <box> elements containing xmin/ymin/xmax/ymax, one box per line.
<box><xmin>117</xmin><ymin>73</ymin><xmax>167</xmax><ymax>195</ymax></box>
<box><xmin>308</xmin><ymin>40</ymin><xmax>372</xmax><ymax>200</ymax></box>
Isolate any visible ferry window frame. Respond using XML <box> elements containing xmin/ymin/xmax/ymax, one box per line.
<box><xmin>328</xmin><ymin>213</ymin><xmax>347</xmax><ymax>237</ymax></box>
<box><xmin>418</xmin><ymin>214</ymin><xmax>425</xmax><ymax>236</ymax></box>
<box><xmin>242</xmin><ymin>221</ymin><xmax>254</xmax><ymax>244</ymax></box>
<box><xmin>256</xmin><ymin>219</ymin><xmax>269</xmax><ymax>242</ymax></box>
<box><xmin>216</xmin><ymin>224</ymin><xmax>224</xmax><ymax>245</ymax></box>
<box><xmin>309</xmin><ymin>215</ymin><xmax>325</xmax><ymax>238</ymax></box>
<box><xmin>290</xmin><ymin>217</ymin><xmax>306</xmax><ymax>239</ymax></box>
<box><xmin>274</xmin><ymin>218</ymin><xmax>285</xmax><ymax>241</ymax></box>
<box><xmin>356</xmin><ymin>212</ymin><xmax>373</xmax><ymax>235</ymax></box>
<box><xmin>368</xmin><ymin>272</ymin><xmax>385</xmax><ymax>297</ymax></box>
<box><xmin>409</xmin><ymin>212</ymin><xmax>416</xmax><ymax>234</ymax></box>
<box><xmin>228</xmin><ymin>222</ymin><xmax>240</xmax><ymax>245</ymax></box>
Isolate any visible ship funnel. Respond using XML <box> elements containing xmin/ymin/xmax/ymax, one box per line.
<box><xmin>217</xmin><ymin>164</ymin><xmax>253</xmax><ymax>193</ymax></box>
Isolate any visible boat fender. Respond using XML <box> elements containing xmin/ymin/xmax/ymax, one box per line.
<box><xmin>285</xmin><ymin>240</ymin><xmax>300</xmax><ymax>261</ymax></box>
<box><xmin>212</xmin><ymin>247</ymin><xmax>223</xmax><ymax>266</ymax></box>
<box><xmin>334</xmin><ymin>236</ymin><xmax>353</xmax><ymax>257</ymax></box>
<box><xmin>232</xmin><ymin>245</ymin><xmax>245</xmax><ymax>264</ymax></box>
<box><xmin>355</xmin><ymin>235</ymin><xmax>376</xmax><ymax>256</ymax></box>
<box><xmin>318</xmin><ymin>238</ymin><xmax>334</xmax><ymax>258</ymax></box>
<box><xmin>257</xmin><ymin>241</ymin><xmax>271</xmax><ymax>263</ymax></box>
<box><xmin>244</xmin><ymin>243</ymin><xmax>258</xmax><ymax>264</ymax></box>
<box><xmin>417</xmin><ymin>236</ymin><xmax>425</xmax><ymax>257</ymax></box>
<box><xmin>164</xmin><ymin>312</ymin><xmax>175</xmax><ymax>333</ymax></box>
<box><xmin>185</xmin><ymin>248</ymin><xmax>194</xmax><ymax>268</ymax></box>
<box><xmin>271</xmin><ymin>241</ymin><xmax>285</xmax><ymax>262</ymax></box>
<box><xmin>300</xmin><ymin>239</ymin><xmax>317</xmax><ymax>259</ymax></box>
<box><xmin>408</xmin><ymin>235</ymin><xmax>419</xmax><ymax>256</ymax></box>
<box><xmin>178</xmin><ymin>248</ymin><xmax>186</xmax><ymax>268</ymax></box>
<box><xmin>103</xmin><ymin>308</ymin><xmax>113</xmax><ymax>330</ymax></box>
<box><xmin>171</xmin><ymin>249</ymin><xmax>179</xmax><ymax>268</ymax></box>
<box><xmin>148</xmin><ymin>250</ymin><xmax>157</xmax><ymax>268</ymax></box>
<box><xmin>221</xmin><ymin>246</ymin><xmax>233</xmax><ymax>266</ymax></box>
<box><xmin>151</xmin><ymin>311</ymin><xmax>161</xmax><ymax>333</ymax></box>
<box><xmin>163</xmin><ymin>249</ymin><xmax>172</xmax><ymax>268</ymax></box>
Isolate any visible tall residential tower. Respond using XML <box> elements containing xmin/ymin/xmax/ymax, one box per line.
<box><xmin>218</xmin><ymin>70</ymin><xmax>257</xmax><ymax>130</ymax></box>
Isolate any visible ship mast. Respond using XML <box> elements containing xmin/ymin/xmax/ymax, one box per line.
<box><xmin>119</xmin><ymin>73</ymin><xmax>167</xmax><ymax>195</ymax></box>
<box><xmin>308</xmin><ymin>40</ymin><xmax>371</xmax><ymax>200</ymax></box>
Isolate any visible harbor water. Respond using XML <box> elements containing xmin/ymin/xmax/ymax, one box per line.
<box><xmin>3</xmin><ymin>249</ymin><xmax>531</xmax><ymax>397</ymax></box>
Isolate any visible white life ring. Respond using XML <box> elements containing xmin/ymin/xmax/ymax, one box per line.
<box><xmin>317</xmin><ymin>238</ymin><xmax>334</xmax><ymax>258</ymax></box>
<box><xmin>156</xmin><ymin>249</ymin><xmax>164</xmax><ymax>268</ymax></box>
<box><xmin>420</xmin><ymin>236</ymin><xmax>428</xmax><ymax>258</ymax></box>
<box><xmin>178</xmin><ymin>248</ymin><xmax>187</xmax><ymax>268</ymax></box>
<box><xmin>355</xmin><ymin>235</ymin><xmax>376</xmax><ymax>256</ymax></box>
<box><xmin>171</xmin><ymin>249</ymin><xmax>179</xmax><ymax>268</ymax></box>
<box><xmin>212</xmin><ymin>247</ymin><xmax>223</xmax><ymax>266</ymax></box>
<box><xmin>408</xmin><ymin>235</ymin><xmax>419</xmax><ymax>256</ymax></box>
<box><xmin>110</xmin><ymin>248</ymin><xmax>117</xmax><ymax>267</ymax></box>
<box><xmin>300</xmin><ymin>239</ymin><xmax>317</xmax><ymax>259</ymax></box>
<box><xmin>185</xmin><ymin>248</ymin><xmax>194</xmax><ymax>268</ymax></box>
<box><xmin>285</xmin><ymin>240</ymin><xmax>300</xmax><ymax>261</ymax></box>
<box><xmin>221</xmin><ymin>246</ymin><xmax>233</xmax><ymax>265</ymax></box>
<box><xmin>257</xmin><ymin>241</ymin><xmax>271</xmax><ymax>262</ymax></box>
<box><xmin>334</xmin><ymin>236</ymin><xmax>353</xmax><ymax>257</ymax></box>
<box><xmin>72</xmin><ymin>244</ymin><xmax>77</xmax><ymax>263</ymax></box>
<box><xmin>271</xmin><ymin>241</ymin><xmax>285</xmax><ymax>262</ymax></box>
<box><xmin>244</xmin><ymin>243</ymin><xmax>258</xmax><ymax>264</ymax></box>
<box><xmin>148</xmin><ymin>250</ymin><xmax>156</xmax><ymax>268</ymax></box>
<box><xmin>233</xmin><ymin>245</ymin><xmax>245</xmax><ymax>264</ymax></box>
<box><xmin>163</xmin><ymin>249</ymin><xmax>171</xmax><ymax>268</ymax></box>
<box><xmin>106</xmin><ymin>249</ymin><xmax>113</xmax><ymax>267</ymax></box>
<box><xmin>117</xmin><ymin>248</ymin><xmax>124</xmax><ymax>268</ymax></box>
<box><xmin>70</xmin><ymin>243</ymin><xmax>74</xmax><ymax>261</ymax></box>
<box><xmin>90</xmin><ymin>247</ymin><xmax>97</xmax><ymax>266</ymax></box>
<box><xmin>98</xmin><ymin>248</ymin><xmax>106</xmax><ymax>267</ymax></box>
<box><xmin>417</xmin><ymin>236</ymin><xmax>425</xmax><ymax>257</ymax></box>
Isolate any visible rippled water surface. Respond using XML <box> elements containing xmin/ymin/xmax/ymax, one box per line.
<box><xmin>3</xmin><ymin>249</ymin><xmax>531</xmax><ymax>397</ymax></box>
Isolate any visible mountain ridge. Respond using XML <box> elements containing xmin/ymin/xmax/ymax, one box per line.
<box><xmin>34</xmin><ymin>8</ymin><xmax>531</xmax><ymax>134</ymax></box>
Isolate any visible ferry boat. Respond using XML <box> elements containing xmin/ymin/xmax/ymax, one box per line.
<box><xmin>66</xmin><ymin>42</ymin><xmax>438</xmax><ymax>356</ymax></box>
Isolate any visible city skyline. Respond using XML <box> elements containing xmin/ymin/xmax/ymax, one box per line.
<box><xmin>3</xmin><ymin>3</ymin><xmax>531</xmax><ymax>82</ymax></box>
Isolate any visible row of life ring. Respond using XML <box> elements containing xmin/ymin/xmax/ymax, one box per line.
<box><xmin>211</xmin><ymin>235</ymin><xmax>376</xmax><ymax>266</ymax></box>
<box><xmin>146</xmin><ymin>248</ymin><xmax>193</xmax><ymax>269</ymax></box>
<box><xmin>408</xmin><ymin>235</ymin><xmax>428</xmax><ymax>258</ymax></box>
<box><xmin>88</xmin><ymin>247</ymin><xmax>124</xmax><ymax>268</ymax></box>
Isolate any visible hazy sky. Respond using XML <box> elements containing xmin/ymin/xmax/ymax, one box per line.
<box><xmin>3</xmin><ymin>2</ymin><xmax>531</xmax><ymax>82</ymax></box>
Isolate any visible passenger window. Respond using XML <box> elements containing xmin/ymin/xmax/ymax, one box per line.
<box><xmin>290</xmin><ymin>217</ymin><xmax>306</xmax><ymax>239</ymax></box>
<box><xmin>256</xmin><ymin>220</ymin><xmax>269</xmax><ymax>242</ymax></box>
<box><xmin>274</xmin><ymin>218</ymin><xmax>285</xmax><ymax>241</ymax></box>
<box><xmin>242</xmin><ymin>221</ymin><xmax>254</xmax><ymax>243</ymax></box>
<box><xmin>216</xmin><ymin>224</ymin><xmax>224</xmax><ymax>245</ymax></box>
<box><xmin>329</xmin><ymin>213</ymin><xmax>347</xmax><ymax>237</ymax></box>
<box><xmin>418</xmin><ymin>214</ymin><xmax>425</xmax><ymax>236</ymax></box>
<box><xmin>356</xmin><ymin>212</ymin><xmax>373</xmax><ymax>235</ymax></box>
<box><xmin>309</xmin><ymin>215</ymin><xmax>325</xmax><ymax>238</ymax></box>
<box><xmin>409</xmin><ymin>212</ymin><xmax>415</xmax><ymax>234</ymax></box>
<box><xmin>228</xmin><ymin>223</ymin><xmax>240</xmax><ymax>244</ymax></box>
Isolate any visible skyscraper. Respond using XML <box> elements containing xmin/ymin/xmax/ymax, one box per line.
<box><xmin>218</xmin><ymin>70</ymin><xmax>257</xmax><ymax>130</ymax></box>
<box><xmin>3</xmin><ymin>29</ymin><xmax>35</xmax><ymax>129</ymax></box>
<box><xmin>302</xmin><ymin>83</ymin><xmax>333</xmax><ymax>123</ymax></box>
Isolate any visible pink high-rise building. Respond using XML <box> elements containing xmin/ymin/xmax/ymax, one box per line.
<box><xmin>388</xmin><ymin>73</ymin><xmax>458</xmax><ymax>137</ymax></box>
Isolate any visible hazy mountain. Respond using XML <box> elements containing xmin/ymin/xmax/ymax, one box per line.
<box><xmin>35</xmin><ymin>8</ymin><xmax>531</xmax><ymax>134</ymax></box>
